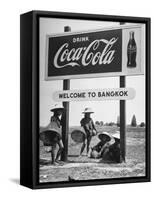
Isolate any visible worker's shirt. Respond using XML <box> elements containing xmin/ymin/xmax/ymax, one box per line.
<box><xmin>93</xmin><ymin>138</ymin><xmax>115</xmax><ymax>153</ymax></box>
<box><xmin>93</xmin><ymin>141</ymin><xmax>106</xmax><ymax>152</ymax></box>
<box><xmin>48</xmin><ymin>115</ymin><xmax>62</xmax><ymax>136</ymax></box>
<box><xmin>80</xmin><ymin>117</ymin><xmax>95</xmax><ymax>133</ymax></box>
<box><xmin>50</xmin><ymin>116</ymin><xmax>61</xmax><ymax>128</ymax></box>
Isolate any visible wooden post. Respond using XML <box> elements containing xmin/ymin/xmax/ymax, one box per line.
<box><xmin>61</xmin><ymin>26</ymin><xmax>71</xmax><ymax>161</ymax></box>
<box><xmin>119</xmin><ymin>22</ymin><xmax>126</xmax><ymax>162</ymax></box>
<box><xmin>120</xmin><ymin>76</ymin><xmax>126</xmax><ymax>162</ymax></box>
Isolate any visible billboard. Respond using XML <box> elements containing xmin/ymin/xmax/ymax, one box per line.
<box><xmin>45</xmin><ymin>25</ymin><xmax>145</xmax><ymax>80</ymax></box>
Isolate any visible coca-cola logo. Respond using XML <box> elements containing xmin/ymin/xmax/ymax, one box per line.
<box><xmin>53</xmin><ymin>38</ymin><xmax>118</xmax><ymax>68</ymax></box>
<box><xmin>47</xmin><ymin>29</ymin><xmax>122</xmax><ymax>78</ymax></box>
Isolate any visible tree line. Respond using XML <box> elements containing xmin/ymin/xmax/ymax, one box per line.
<box><xmin>95</xmin><ymin>115</ymin><xmax>145</xmax><ymax>127</ymax></box>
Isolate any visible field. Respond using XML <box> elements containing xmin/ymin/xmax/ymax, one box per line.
<box><xmin>39</xmin><ymin>126</ymin><xmax>145</xmax><ymax>183</ymax></box>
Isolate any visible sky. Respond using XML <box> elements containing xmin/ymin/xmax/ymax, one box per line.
<box><xmin>39</xmin><ymin>18</ymin><xmax>145</xmax><ymax>127</ymax></box>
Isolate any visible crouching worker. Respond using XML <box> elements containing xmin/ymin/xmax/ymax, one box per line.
<box><xmin>40</xmin><ymin>104</ymin><xmax>64</xmax><ymax>165</ymax></box>
<box><xmin>90</xmin><ymin>132</ymin><xmax>114</xmax><ymax>159</ymax></box>
<box><xmin>103</xmin><ymin>132</ymin><xmax>120</xmax><ymax>163</ymax></box>
<box><xmin>90</xmin><ymin>132</ymin><xmax>120</xmax><ymax>163</ymax></box>
<box><xmin>80</xmin><ymin>108</ymin><xmax>97</xmax><ymax>157</ymax></box>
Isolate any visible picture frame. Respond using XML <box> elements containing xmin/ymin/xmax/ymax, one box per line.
<box><xmin>20</xmin><ymin>10</ymin><xmax>151</xmax><ymax>189</ymax></box>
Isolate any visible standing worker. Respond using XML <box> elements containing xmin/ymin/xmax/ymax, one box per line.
<box><xmin>49</xmin><ymin>104</ymin><xmax>65</xmax><ymax>164</ymax></box>
<box><xmin>80</xmin><ymin>107</ymin><xmax>97</xmax><ymax>157</ymax></box>
<box><xmin>40</xmin><ymin>104</ymin><xmax>64</xmax><ymax>165</ymax></box>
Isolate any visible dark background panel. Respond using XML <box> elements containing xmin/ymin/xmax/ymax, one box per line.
<box><xmin>47</xmin><ymin>29</ymin><xmax>122</xmax><ymax>77</ymax></box>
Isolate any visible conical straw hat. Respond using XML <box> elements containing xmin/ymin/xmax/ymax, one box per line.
<box><xmin>82</xmin><ymin>107</ymin><xmax>94</xmax><ymax>113</ymax></box>
<box><xmin>112</xmin><ymin>132</ymin><xmax>120</xmax><ymax>140</ymax></box>
<box><xmin>50</xmin><ymin>104</ymin><xmax>64</xmax><ymax>112</ymax></box>
<box><xmin>98</xmin><ymin>132</ymin><xmax>112</xmax><ymax>141</ymax></box>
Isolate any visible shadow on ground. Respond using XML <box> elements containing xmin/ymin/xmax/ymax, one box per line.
<box><xmin>9</xmin><ymin>178</ymin><xmax>20</xmax><ymax>185</ymax></box>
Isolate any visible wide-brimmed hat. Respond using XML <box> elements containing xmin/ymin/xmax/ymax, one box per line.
<box><xmin>98</xmin><ymin>132</ymin><xmax>111</xmax><ymax>141</ymax></box>
<box><xmin>112</xmin><ymin>132</ymin><xmax>120</xmax><ymax>140</ymax></box>
<box><xmin>82</xmin><ymin>107</ymin><xmax>94</xmax><ymax>114</ymax></box>
<box><xmin>50</xmin><ymin>104</ymin><xmax>64</xmax><ymax>112</ymax></box>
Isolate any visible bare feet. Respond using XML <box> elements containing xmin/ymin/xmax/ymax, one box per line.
<box><xmin>51</xmin><ymin>162</ymin><xmax>59</xmax><ymax>166</ymax></box>
<box><xmin>55</xmin><ymin>160</ymin><xmax>65</xmax><ymax>165</ymax></box>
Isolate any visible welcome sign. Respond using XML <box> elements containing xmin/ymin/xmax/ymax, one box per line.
<box><xmin>45</xmin><ymin>25</ymin><xmax>144</xmax><ymax>80</ymax></box>
<box><xmin>53</xmin><ymin>88</ymin><xmax>136</xmax><ymax>102</ymax></box>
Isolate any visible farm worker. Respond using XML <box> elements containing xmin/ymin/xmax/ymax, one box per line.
<box><xmin>40</xmin><ymin>104</ymin><xmax>64</xmax><ymax>165</ymax></box>
<box><xmin>80</xmin><ymin>107</ymin><xmax>98</xmax><ymax>157</ymax></box>
<box><xmin>102</xmin><ymin>132</ymin><xmax>120</xmax><ymax>163</ymax></box>
<box><xmin>90</xmin><ymin>132</ymin><xmax>114</xmax><ymax>159</ymax></box>
<box><xmin>49</xmin><ymin>104</ymin><xmax>64</xmax><ymax>164</ymax></box>
<box><xmin>90</xmin><ymin>131</ymin><xmax>120</xmax><ymax>163</ymax></box>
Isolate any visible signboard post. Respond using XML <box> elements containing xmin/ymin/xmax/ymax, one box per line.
<box><xmin>120</xmin><ymin>76</ymin><xmax>126</xmax><ymax>162</ymax></box>
<box><xmin>120</xmin><ymin>22</ymin><xmax>126</xmax><ymax>162</ymax></box>
<box><xmin>61</xmin><ymin>26</ymin><xmax>71</xmax><ymax>161</ymax></box>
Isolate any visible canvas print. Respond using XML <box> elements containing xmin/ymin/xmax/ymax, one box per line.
<box><xmin>39</xmin><ymin>17</ymin><xmax>146</xmax><ymax>183</ymax></box>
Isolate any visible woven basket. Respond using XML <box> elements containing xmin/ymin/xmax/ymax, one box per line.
<box><xmin>40</xmin><ymin>130</ymin><xmax>61</xmax><ymax>146</ymax></box>
<box><xmin>71</xmin><ymin>129</ymin><xmax>86</xmax><ymax>143</ymax></box>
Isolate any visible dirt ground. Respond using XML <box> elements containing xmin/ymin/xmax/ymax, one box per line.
<box><xmin>39</xmin><ymin>126</ymin><xmax>145</xmax><ymax>183</ymax></box>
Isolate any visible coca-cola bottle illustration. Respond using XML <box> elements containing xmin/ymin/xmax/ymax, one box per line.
<box><xmin>127</xmin><ymin>31</ymin><xmax>137</xmax><ymax>68</ymax></box>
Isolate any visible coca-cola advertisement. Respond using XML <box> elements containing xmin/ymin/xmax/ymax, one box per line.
<box><xmin>45</xmin><ymin>23</ymin><xmax>144</xmax><ymax>80</ymax></box>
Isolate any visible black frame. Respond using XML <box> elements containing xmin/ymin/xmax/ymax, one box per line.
<box><xmin>20</xmin><ymin>10</ymin><xmax>151</xmax><ymax>189</ymax></box>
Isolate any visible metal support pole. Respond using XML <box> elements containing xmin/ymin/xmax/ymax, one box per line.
<box><xmin>120</xmin><ymin>76</ymin><xmax>126</xmax><ymax>162</ymax></box>
<box><xmin>119</xmin><ymin>22</ymin><xmax>126</xmax><ymax>163</ymax></box>
<box><xmin>61</xmin><ymin>26</ymin><xmax>71</xmax><ymax>161</ymax></box>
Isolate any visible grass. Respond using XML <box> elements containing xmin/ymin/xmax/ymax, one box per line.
<box><xmin>39</xmin><ymin>125</ymin><xmax>145</xmax><ymax>182</ymax></box>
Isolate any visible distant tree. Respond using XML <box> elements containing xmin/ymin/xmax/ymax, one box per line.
<box><xmin>105</xmin><ymin>122</ymin><xmax>109</xmax><ymax>126</ymax></box>
<box><xmin>140</xmin><ymin>122</ymin><xmax>145</xmax><ymax>127</ymax></box>
<box><xmin>100</xmin><ymin>121</ymin><xmax>104</xmax><ymax>126</ymax></box>
<box><xmin>95</xmin><ymin>121</ymin><xmax>100</xmax><ymax>126</ymax></box>
<box><xmin>131</xmin><ymin>115</ymin><xmax>137</xmax><ymax>127</ymax></box>
<box><xmin>108</xmin><ymin>122</ymin><xmax>115</xmax><ymax>126</ymax></box>
<box><xmin>117</xmin><ymin>116</ymin><xmax>120</xmax><ymax>127</ymax></box>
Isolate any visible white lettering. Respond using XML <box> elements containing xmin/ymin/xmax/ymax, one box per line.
<box><xmin>53</xmin><ymin>37</ymin><xmax>118</xmax><ymax>68</ymax></box>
